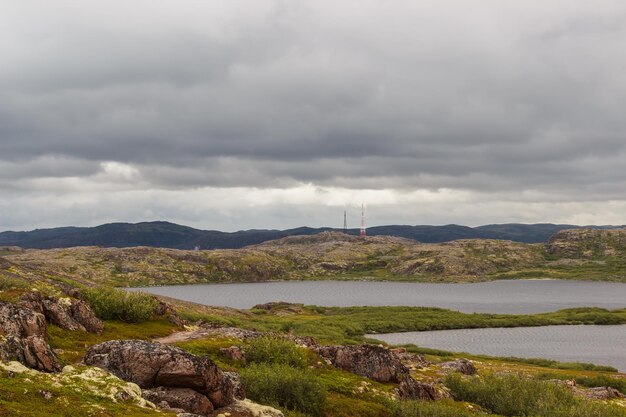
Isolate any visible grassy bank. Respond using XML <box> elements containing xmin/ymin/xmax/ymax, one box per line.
<box><xmin>172</xmin><ymin>302</ymin><xmax>626</xmax><ymax>345</ymax></box>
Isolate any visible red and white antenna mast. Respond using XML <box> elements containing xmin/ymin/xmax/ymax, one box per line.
<box><xmin>360</xmin><ymin>203</ymin><xmax>366</xmax><ymax>237</ymax></box>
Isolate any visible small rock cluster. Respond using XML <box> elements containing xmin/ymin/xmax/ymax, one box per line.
<box><xmin>0</xmin><ymin>291</ymin><xmax>104</xmax><ymax>372</ymax></box>
<box><xmin>21</xmin><ymin>292</ymin><xmax>104</xmax><ymax>334</ymax></box>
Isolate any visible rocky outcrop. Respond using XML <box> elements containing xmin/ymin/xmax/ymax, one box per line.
<box><xmin>315</xmin><ymin>344</ymin><xmax>408</xmax><ymax>383</ymax></box>
<box><xmin>19</xmin><ymin>292</ymin><xmax>103</xmax><ymax>334</ymax></box>
<box><xmin>440</xmin><ymin>359</ymin><xmax>477</xmax><ymax>375</ymax></box>
<box><xmin>0</xmin><ymin>302</ymin><xmax>60</xmax><ymax>372</ymax></box>
<box><xmin>142</xmin><ymin>387</ymin><xmax>214</xmax><ymax>415</ymax></box>
<box><xmin>84</xmin><ymin>340</ymin><xmax>243</xmax><ymax>414</ymax></box>
<box><xmin>397</xmin><ymin>378</ymin><xmax>448</xmax><ymax>400</ymax></box>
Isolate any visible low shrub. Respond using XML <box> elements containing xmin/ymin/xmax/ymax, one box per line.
<box><xmin>0</xmin><ymin>276</ymin><xmax>27</xmax><ymax>291</ymax></box>
<box><xmin>494</xmin><ymin>356</ymin><xmax>617</xmax><ymax>372</ymax></box>
<box><xmin>84</xmin><ymin>287</ymin><xmax>158</xmax><ymax>323</ymax></box>
<box><xmin>574</xmin><ymin>374</ymin><xmax>626</xmax><ymax>395</ymax></box>
<box><xmin>391</xmin><ymin>399</ymin><xmax>491</xmax><ymax>417</ymax></box>
<box><xmin>240</xmin><ymin>363</ymin><xmax>326</xmax><ymax>416</ymax></box>
<box><xmin>245</xmin><ymin>336</ymin><xmax>308</xmax><ymax>368</ymax></box>
<box><xmin>446</xmin><ymin>373</ymin><xmax>626</xmax><ymax>417</ymax></box>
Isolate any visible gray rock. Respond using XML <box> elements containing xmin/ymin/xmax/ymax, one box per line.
<box><xmin>314</xmin><ymin>344</ymin><xmax>408</xmax><ymax>382</ymax></box>
<box><xmin>440</xmin><ymin>359</ymin><xmax>477</xmax><ymax>375</ymax></box>
<box><xmin>142</xmin><ymin>387</ymin><xmax>213</xmax><ymax>416</ymax></box>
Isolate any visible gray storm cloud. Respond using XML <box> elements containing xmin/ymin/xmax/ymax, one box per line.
<box><xmin>1</xmin><ymin>0</ymin><xmax>626</xmax><ymax>230</ymax></box>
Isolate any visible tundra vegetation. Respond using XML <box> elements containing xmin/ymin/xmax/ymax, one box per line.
<box><xmin>0</xmin><ymin>229</ymin><xmax>625</xmax><ymax>416</ymax></box>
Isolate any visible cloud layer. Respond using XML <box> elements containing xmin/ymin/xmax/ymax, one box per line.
<box><xmin>1</xmin><ymin>1</ymin><xmax>626</xmax><ymax>231</ymax></box>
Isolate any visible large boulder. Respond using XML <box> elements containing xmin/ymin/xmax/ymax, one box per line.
<box><xmin>314</xmin><ymin>344</ymin><xmax>408</xmax><ymax>382</ymax></box>
<box><xmin>0</xmin><ymin>302</ymin><xmax>59</xmax><ymax>372</ymax></box>
<box><xmin>142</xmin><ymin>387</ymin><xmax>214</xmax><ymax>416</ymax></box>
<box><xmin>84</xmin><ymin>340</ymin><xmax>222</xmax><ymax>392</ymax></box>
<box><xmin>84</xmin><ymin>340</ymin><xmax>241</xmax><ymax>410</ymax></box>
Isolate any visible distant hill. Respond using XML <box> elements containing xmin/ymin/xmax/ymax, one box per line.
<box><xmin>0</xmin><ymin>221</ymin><xmax>623</xmax><ymax>250</ymax></box>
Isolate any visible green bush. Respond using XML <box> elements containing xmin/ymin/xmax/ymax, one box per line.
<box><xmin>240</xmin><ymin>363</ymin><xmax>326</xmax><ymax>416</ymax></box>
<box><xmin>84</xmin><ymin>287</ymin><xmax>158</xmax><ymax>323</ymax></box>
<box><xmin>245</xmin><ymin>336</ymin><xmax>308</xmax><ymax>368</ymax></box>
<box><xmin>446</xmin><ymin>373</ymin><xmax>626</xmax><ymax>417</ymax></box>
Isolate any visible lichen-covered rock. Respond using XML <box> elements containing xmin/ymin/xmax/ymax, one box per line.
<box><xmin>397</xmin><ymin>377</ymin><xmax>448</xmax><ymax>400</ymax></box>
<box><xmin>314</xmin><ymin>344</ymin><xmax>408</xmax><ymax>382</ymax></box>
<box><xmin>84</xmin><ymin>340</ymin><xmax>239</xmax><ymax>409</ymax></box>
<box><xmin>209</xmin><ymin>399</ymin><xmax>284</xmax><ymax>417</ymax></box>
<box><xmin>0</xmin><ymin>302</ymin><xmax>48</xmax><ymax>338</ymax></box>
<box><xmin>440</xmin><ymin>359</ymin><xmax>477</xmax><ymax>375</ymax></box>
<box><xmin>142</xmin><ymin>387</ymin><xmax>213</xmax><ymax>415</ymax></box>
<box><xmin>208</xmin><ymin>371</ymin><xmax>245</xmax><ymax>409</ymax></box>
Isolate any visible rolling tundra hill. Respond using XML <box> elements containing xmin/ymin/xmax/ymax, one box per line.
<box><xmin>3</xmin><ymin>228</ymin><xmax>625</xmax><ymax>287</ymax></box>
<box><xmin>1</xmin><ymin>220</ymin><xmax>624</xmax><ymax>249</ymax></box>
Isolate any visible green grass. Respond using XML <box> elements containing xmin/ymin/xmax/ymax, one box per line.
<box><xmin>486</xmin><ymin>356</ymin><xmax>618</xmax><ymax>372</ymax></box>
<box><xmin>180</xmin><ymin>304</ymin><xmax>626</xmax><ymax>346</ymax></box>
<box><xmin>446</xmin><ymin>373</ymin><xmax>626</xmax><ymax>417</ymax></box>
<box><xmin>391</xmin><ymin>399</ymin><xmax>498</xmax><ymax>417</ymax></box>
<box><xmin>48</xmin><ymin>319</ymin><xmax>176</xmax><ymax>365</ymax></box>
<box><xmin>0</xmin><ymin>276</ymin><xmax>28</xmax><ymax>291</ymax></box>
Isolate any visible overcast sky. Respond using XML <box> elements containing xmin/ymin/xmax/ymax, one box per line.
<box><xmin>1</xmin><ymin>0</ymin><xmax>626</xmax><ymax>232</ymax></box>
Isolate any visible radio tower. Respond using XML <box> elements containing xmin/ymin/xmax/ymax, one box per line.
<box><xmin>343</xmin><ymin>210</ymin><xmax>348</xmax><ymax>233</ymax></box>
<box><xmin>360</xmin><ymin>204</ymin><xmax>366</xmax><ymax>237</ymax></box>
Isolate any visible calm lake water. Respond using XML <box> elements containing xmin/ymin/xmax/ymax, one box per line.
<box><xmin>370</xmin><ymin>325</ymin><xmax>626</xmax><ymax>372</ymax></box>
<box><xmin>130</xmin><ymin>279</ymin><xmax>626</xmax><ymax>314</ymax></box>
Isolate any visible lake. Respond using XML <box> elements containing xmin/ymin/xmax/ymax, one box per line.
<box><xmin>130</xmin><ymin>279</ymin><xmax>626</xmax><ymax>314</ymax></box>
<box><xmin>370</xmin><ymin>325</ymin><xmax>626</xmax><ymax>372</ymax></box>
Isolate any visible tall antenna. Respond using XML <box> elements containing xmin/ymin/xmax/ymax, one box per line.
<box><xmin>360</xmin><ymin>203</ymin><xmax>366</xmax><ymax>237</ymax></box>
<box><xmin>343</xmin><ymin>209</ymin><xmax>348</xmax><ymax>233</ymax></box>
